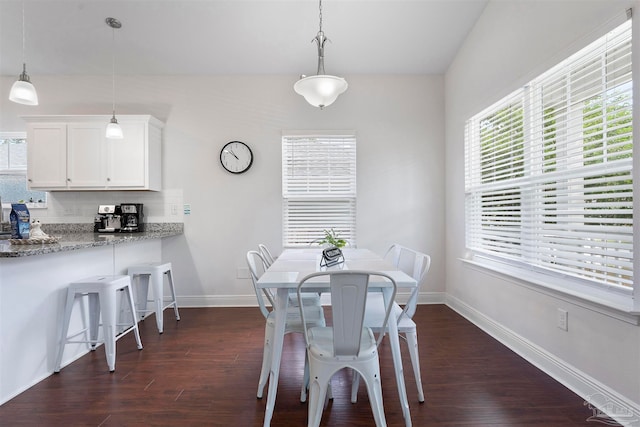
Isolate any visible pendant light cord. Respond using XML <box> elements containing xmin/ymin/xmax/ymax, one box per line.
<box><xmin>111</xmin><ymin>25</ymin><xmax>116</xmax><ymax>116</ymax></box>
<box><xmin>314</xmin><ymin>0</ymin><xmax>327</xmax><ymax>75</ymax></box>
<box><xmin>21</xmin><ymin>1</ymin><xmax>26</xmax><ymax>67</ymax></box>
<box><xmin>318</xmin><ymin>0</ymin><xmax>323</xmax><ymax>34</ymax></box>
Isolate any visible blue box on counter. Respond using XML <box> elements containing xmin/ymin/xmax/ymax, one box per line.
<box><xmin>10</xmin><ymin>203</ymin><xmax>30</xmax><ymax>239</ymax></box>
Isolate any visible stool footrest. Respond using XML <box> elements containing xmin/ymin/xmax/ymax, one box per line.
<box><xmin>137</xmin><ymin>302</ymin><xmax>177</xmax><ymax>314</ymax></box>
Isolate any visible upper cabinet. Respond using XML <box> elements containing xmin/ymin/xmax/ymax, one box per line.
<box><xmin>23</xmin><ymin>115</ymin><xmax>163</xmax><ymax>191</ymax></box>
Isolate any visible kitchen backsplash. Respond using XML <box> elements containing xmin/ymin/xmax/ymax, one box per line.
<box><xmin>1</xmin><ymin>188</ymin><xmax>184</xmax><ymax>225</ymax></box>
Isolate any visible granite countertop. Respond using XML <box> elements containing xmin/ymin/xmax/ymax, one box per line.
<box><xmin>0</xmin><ymin>223</ymin><xmax>183</xmax><ymax>258</ymax></box>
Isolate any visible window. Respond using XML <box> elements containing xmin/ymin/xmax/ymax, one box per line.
<box><xmin>282</xmin><ymin>132</ymin><xmax>356</xmax><ymax>247</ymax></box>
<box><xmin>0</xmin><ymin>132</ymin><xmax>47</xmax><ymax>206</ymax></box>
<box><xmin>465</xmin><ymin>20</ymin><xmax>633</xmax><ymax>294</ymax></box>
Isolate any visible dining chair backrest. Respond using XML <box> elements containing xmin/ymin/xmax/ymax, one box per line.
<box><xmin>298</xmin><ymin>271</ymin><xmax>397</xmax><ymax>356</ymax></box>
<box><xmin>246</xmin><ymin>250</ymin><xmax>275</xmax><ymax>318</ymax></box>
<box><xmin>330</xmin><ymin>272</ymin><xmax>369</xmax><ymax>356</ymax></box>
<box><xmin>257</xmin><ymin>244</ymin><xmax>276</xmax><ymax>267</ymax></box>
<box><xmin>384</xmin><ymin>244</ymin><xmax>431</xmax><ymax>319</ymax></box>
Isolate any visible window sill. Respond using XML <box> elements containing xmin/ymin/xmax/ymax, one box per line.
<box><xmin>460</xmin><ymin>257</ymin><xmax>640</xmax><ymax>325</ymax></box>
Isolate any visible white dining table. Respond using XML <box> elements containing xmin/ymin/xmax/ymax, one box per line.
<box><xmin>256</xmin><ymin>248</ymin><xmax>415</xmax><ymax>427</ymax></box>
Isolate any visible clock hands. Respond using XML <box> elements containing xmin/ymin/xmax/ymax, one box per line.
<box><xmin>224</xmin><ymin>149</ymin><xmax>239</xmax><ymax>160</ymax></box>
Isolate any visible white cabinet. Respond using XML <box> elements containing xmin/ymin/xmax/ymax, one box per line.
<box><xmin>67</xmin><ymin>123</ymin><xmax>106</xmax><ymax>187</ymax></box>
<box><xmin>25</xmin><ymin>123</ymin><xmax>68</xmax><ymax>189</ymax></box>
<box><xmin>24</xmin><ymin>115</ymin><xmax>163</xmax><ymax>191</ymax></box>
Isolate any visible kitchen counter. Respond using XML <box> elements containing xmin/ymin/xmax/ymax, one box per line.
<box><xmin>0</xmin><ymin>222</ymin><xmax>183</xmax><ymax>404</ymax></box>
<box><xmin>0</xmin><ymin>223</ymin><xmax>183</xmax><ymax>258</ymax></box>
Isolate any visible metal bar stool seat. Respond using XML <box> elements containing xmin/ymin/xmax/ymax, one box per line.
<box><xmin>55</xmin><ymin>275</ymin><xmax>143</xmax><ymax>373</ymax></box>
<box><xmin>128</xmin><ymin>262</ymin><xmax>180</xmax><ymax>334</ymax></box>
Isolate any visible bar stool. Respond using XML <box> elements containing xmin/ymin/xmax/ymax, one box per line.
<box><xmin>128</xmin><ymin>262</ymin><xmax>180</xmax><ymax>334</ymax></box>
<box><xmin>54</xmin><ymin>275</ymin><xmax>143</xmax><ymax>373</ymax></box>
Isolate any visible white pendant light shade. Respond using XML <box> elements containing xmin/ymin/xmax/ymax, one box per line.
<box><xmin>294</xmin><ymin>75</ymin><xmax>348</xmax><ymax>109</ymax></box>
<box><xmin>294</xmin><ymin>0</ymin><xmax>347</xmax><ymax>109</ymax></box>
<box><xmin>9</xmin><ymin>65</ymin><xmax>38</xmax><ymax>106</ymax></box>
<box><xmin>10</xmin><ymin>2</ymin><xmax>38</xmax><ymax>106</ymax></box>
<box><xmin>106</xmin><ymin>116</ymin><xmax>123</xmax><ymax>139</ymax></box>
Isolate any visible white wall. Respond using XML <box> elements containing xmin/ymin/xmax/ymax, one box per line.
<box><xmin>445</xmin><ymin>0</ymin><xmax>640</xmax><ymax>419</ymax></box>
<box><xmin>0</xmin><ymin>73</ymin><xmax>446</xmax><ymax>307</ymax></box>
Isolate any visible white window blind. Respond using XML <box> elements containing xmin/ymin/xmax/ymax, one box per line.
<box><xmin>465</xmin><ymin>19</ymin><xmax>633</xmax><ymax>291</ymax></box>
<box><xmin>0</xmin><ymin>132</ymin><xmax>27</xmax><ymax>171</ymax></box>
<box><xmin>282</xmin><ymin>133</ymin><xmax>356</xmax><ymax>247</ymax></box>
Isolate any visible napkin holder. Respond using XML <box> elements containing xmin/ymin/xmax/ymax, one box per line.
<box><xmin>320</xmin><ymin>246</ymin><xmax>344</xmax><ymax>268</ymax></box>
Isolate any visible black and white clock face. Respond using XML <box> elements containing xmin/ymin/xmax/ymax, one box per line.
<box><xmin>220</xmin><ymin>141</ymin><xmax>253</xmax><ymax>174</ymax></box>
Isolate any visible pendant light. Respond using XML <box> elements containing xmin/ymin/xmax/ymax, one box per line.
<box><xmin>9</xmin><ymin>1</ymin><xmax>38</xmax><ymax>106</ymax></box>
<box><xmin>294</xmin><ymin>0</ymin><xmax>347</xmax><ymax>109</ymax></box>
<box><xmin>105</xmin><ymin>17</ymin><xmax>123</xmax><ymax>139</ymax></box>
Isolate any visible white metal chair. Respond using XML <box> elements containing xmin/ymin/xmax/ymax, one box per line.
<box><xmin>258</xmin><ymin>243</ymin><xmax>322</xmax><ymax>309</ymax></box>
<box><xmin>258</xmin><ymin>243</ymin><xmax>276</xmax><ymax>267</ymax></box>
<box><xmin>246</xmin><ymin>250</ymin><xmax>325</xmax><ymax>400</ymax></box>
<box><xmin>352</xmin><ymin>244</ymin><xmax>431</xmax><ymax>403</ymax></box>
<box><xmin>298</xmin><ymin>270</ymin><xmax>397</xmax><ymax>427</ymax></box>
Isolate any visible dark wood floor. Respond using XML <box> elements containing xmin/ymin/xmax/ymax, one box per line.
<box><xmin>0</xmin><ymin>305</ymin><xmax>598</xmax><ymax>426</ymax></box>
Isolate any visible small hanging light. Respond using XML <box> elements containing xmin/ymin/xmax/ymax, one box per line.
<box><xmin>9</xmin><ymin>1</ymin><xmax>38</xmax><ymax>106</ymax></box>
<box><xmin>105</xmin><ymin>17</ymin><xmax>123</xmax><ymax>139</ymax></box>
<box><xmin>294</xmin><ymin>0</ymin><xmax>347</xmax><ymax>109</ymax></box>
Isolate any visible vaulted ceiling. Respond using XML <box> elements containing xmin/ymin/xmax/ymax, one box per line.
<box><xmin>0</xmin><ymin>0</ymin><xmax>488</xmax><ymax>76</ymax></box>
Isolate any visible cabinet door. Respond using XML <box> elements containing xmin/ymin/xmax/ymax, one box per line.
<box><xmin>26</xmin><ymin>124</ymin><xmax>67</xmax><ymax>189</ymax></box>
<box><xmin>67</xmin><ymin>123</ymin><xmax>106</xmax><ymax>188</ymax></box>
<box><xmin>106</xmin><ymin>121</ymin><xmax>147</xmax><ymax>188</ymax></box>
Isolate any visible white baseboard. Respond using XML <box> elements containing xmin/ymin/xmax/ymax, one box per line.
<box><xmin>176</xmin><ymin>291</ymin><xmax>447</xmax><ymax>308</ymax></box>
<box><xmin>446</xmin><ymin>294</ymin><xmax>640</xmax><ymax>427</ymax></box>
<box><xmin>176</xmin><ymin>295</ymin><xmax>259</xmax><ymax>307</ymax></box>
<box><xmin>417</xmin><ymin>291</ymin><xmax>447</xmax><ymax>305</ymax></box>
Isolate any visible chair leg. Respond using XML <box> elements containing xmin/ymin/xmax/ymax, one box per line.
<box><xmin>99</xmin><ymin>289</ymin><xmax>117</xmax><ymax>372</ymax></box>
<box><xmin>133</xmin><ymin>274</ymin><xmax>150</xmax><ymax>319</ymax></box>
<box><xmin>88</xmin><ymin>293</ymin><xmax>100</xmax><ymax>349</ymax></box>
<box><xmin>351</xmin><ymin>370</ymin><xmax>360</xmax><ymax>403</ymax></box>
<box><xmin>123</xmin><ymin>285</ymin><xmax>143</xmax><ymax>350</ymax></box>
<box><xmin>359</xmin><ymin>363</ymin><xmax>387</xmax><ymax>427</ymax></box>
<box><xmin>54</xmin><ymin>289</ymin><xmax>76</xmax><ymax>372</ymax></box>
<box><xmin>301</xmin><ymin>351</ymin><xmax>310</xmax><ymax>403</ymax></box>
<box><xmin>151</xmin><ymin>270</ymin><xmax>165</xmax><ymax>333</ymax></box>
<box><xmin>257</xmin><ymin>322</ymin><xmax>273</xmax><ymax>398</ymax></box>
<box><xmin>306</xmin><ymin>375</ymin><xmax>329</xmax><ymax>427</ymax></box>
<box><xmin>166</xmin><ymin>269</ymin><xmax>181</xmax><ymax>320</ymax></box>
<box><xmin>406</xmin><ymin>330</ymin><xmax>425</xmax><ymax>402</ymax></box>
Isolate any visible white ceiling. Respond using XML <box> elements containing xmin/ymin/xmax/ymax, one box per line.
<box><xmin>0</xmin><ymin>0</ymin><xmax>488</xmax><ymax>77</ymax></box>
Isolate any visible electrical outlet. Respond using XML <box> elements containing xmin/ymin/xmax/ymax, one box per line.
<box><xmin>183</xmin><ymin>204</ymin><xmax>191</xmax><ymax>215</ymax></box>
<box><xmin>171</xmin><ymin>204</ymin><xmax>178</xmax><ymax>215</ymax></box>
<box><xmin>557</xmin><ymin>308</ymin><xmax>568</xmax><ymax>331</ymax></box>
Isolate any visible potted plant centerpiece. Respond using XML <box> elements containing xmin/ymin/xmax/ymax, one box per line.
<box><xmin>317</xmin><ymin>229</ymin><xmax>346</xmax><ymax>267</ymax></box>
<box><xmin>317</xmin><ymin>228</ymin><xmax>347</xmax><ymax>249</ymax></box>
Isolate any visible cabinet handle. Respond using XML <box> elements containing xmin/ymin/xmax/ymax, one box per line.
<box><xmin>67</xmin><ymin>178</ymin><xmax>71</xmax><ymax>182</ymax></box>
<box><xmin>28</xmin><ymin>178</ymin><xmax>32</xmax><ymax>182</ymax></box>
<box><xmin>107</xmin><ymin>177</ymin><xmax>111</xmax><ymax>182</ymax></box>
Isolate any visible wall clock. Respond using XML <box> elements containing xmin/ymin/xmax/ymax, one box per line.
<box><xmin>220</xmin><ymin>141</ymin><xmax>253</xmax><ymax>174</ymax></box>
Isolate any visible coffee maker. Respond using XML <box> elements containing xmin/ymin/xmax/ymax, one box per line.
<box><xmin>120</xmin><ymin>203</ymin><xmax>144</xmax><ymax>232</ymax></box>
<box><xmin>94</xmin><ymin>205</ymin><xmax>122</xmax><ymax>233</ymax></box>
